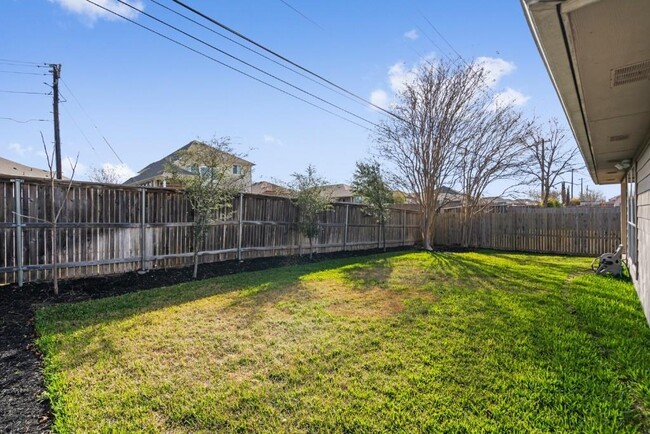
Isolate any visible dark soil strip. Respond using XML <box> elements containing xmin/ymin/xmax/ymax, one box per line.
<box><xmin>0</xmin><ymin>246</ymin><xmax>415</xmax><ymax>432</ymax></box>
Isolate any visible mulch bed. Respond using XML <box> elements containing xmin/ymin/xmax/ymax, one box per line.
<box><xmin>0</xmin><ymin>246</ymin><xmax>415</xmax><ymax>432</ymax></box>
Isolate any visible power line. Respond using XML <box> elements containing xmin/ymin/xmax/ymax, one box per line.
<box><xmin>414</xmin><ymin>25</ymin><xmax>455</xmax><ymax>64</ymax></box>
<box><xmin>277</xmin><ymin>0</ymin><xmax>324</xmax><ymax>31</ymax></box>
<box><xmin>113</xmin><ymin>0</ymin><xmax>375</xmax><ymax>128</ymax></box>
<box><xmin>147</xmin><ymin>0</ymin><xmax>358</xmax><ymax>108</ymax></box>
<box><xmin>0</xmin><ymin>117</ymin><xmax>49</xmax><ymax>123</ymax></box>
<box><xmin>417</xmin><ymin>9</ymin><xmax>468</xmax><ymax>66</ymax></box>
<box><xmin>57</xmin><ymin>89</ymin><xmax>102</xmax><ymax>158</ymax></box>
<box><xmin>415</xmin><ymin>8</ymin><xmax>510</xmax><ymax>102</ymax></box>
<box><xmin>0</xmin><ymin>58</ymin><xmax>46</xmax><ymax>66</ymax></box>
<box><xmin>171</xmin><ymin>0</ymin><xmax>405</xmax><ymax>122</ymax></box>
<box><xmin>0</xmin><ymin>89</ymin><xmax>50</xmax><ymax>95</ymax></box>
<box><xmin>0</xmin><ymin>70</ymin><xmax>48</xmax><ymax>76</ymax></box>
<box><xmin>0</xmin><ymin>61</ymin><xmax>48</xmax><ymax>69</ymax></box>
<box><xmin>60</xmin><ymin>78</ymin><xmax>125</xmax><ymax>164</ymax></box>
<box><xmin>83</xmin><ymin>0</ymin><xmax>373</xmax><ymax>130</ymax></box>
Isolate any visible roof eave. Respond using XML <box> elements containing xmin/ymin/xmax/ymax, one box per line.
<box><xmin>521</xmin><ymin>0</ymin><xmax>599</xmax><ymax>183</ymax></box>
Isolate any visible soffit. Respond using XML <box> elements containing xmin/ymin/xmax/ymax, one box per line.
<box><xmin>523</xmin><ymin>0</ymin><xmax>650</xmax><ymax>185</ymax></box>
<box><xmin>564</xmin><ymin>0</ymin><xmax>650</xmax><ymax>183</ymax></box>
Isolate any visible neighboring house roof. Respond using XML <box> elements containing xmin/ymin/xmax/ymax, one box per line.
<box><xmin>322</xmin><ymin>184</ymin><xmax>355</xmax><ymax>201</ymax></box>
<box><xmin>608</xmin><ymin>195</ymin><xmax>622</xmax><ymax>206</ymax></box>
<box><xmin>124</xmin><ymin>141</ymin><xmax>254</xmax><ymax>185</ymax></box>
<box><xmin>400</xmin><ymin>186</ymin><xmax>462</xmax><ymax>205</ymax></box>
<box><xmin>251</xmin><ymin>181</ymin><xmax>292</xmax><ymax>197</ymax></box>
<box><xmin>439</xmin><ymin>186</ymin><xmax>460</xmax><ymax>195</ymax></box>
<box><xmin>0</xmin><ymin>157</ymin><xmax>51</xmax><ymax>179</ymax></box>
<box><xmin>521</xmin><ymin>0</ymin><xmax>650</xmax><ymax>184</ymax></box>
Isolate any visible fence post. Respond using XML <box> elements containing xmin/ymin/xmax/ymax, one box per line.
<box><xmin>237</xmin><ymin>193</ymin><xmax>244</xmax><ymax>261</ymax></box>
<box><xmin>377</xmin><ymin>220</ymin><xmax>381</xmax><ymax>249</ymax></box>
<box><xmin>402</xmin><ymin>209</ymin><xmax>406</xmax><ymax>246</ymax></box>
<box><xmin>140</xmin><ymin>188</ymin><xmax>146</xmax><ymax>272</ymax></box>
<box><xmin>343</xmin><ymin>204</ymin><xmax>349</xmax><ymax>251</ymax></box>
<box><xmin>13</xmin><ymin>179</ymin><xmax>23</xmax><ymax>287</ymax></box>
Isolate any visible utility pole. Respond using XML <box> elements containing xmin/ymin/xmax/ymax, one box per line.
<box><xmin>50</xmin><ymin>64</ymin><xmax>62</xmax><ymax>180</ymax></box>
<box><xmin>580</xmin><ymin>178</ymin><xmax>584</xmax><ymax>197</ymax></box>
<box><xmin>570</xmin><ymin>168</ymin><xmax>574</xmax><ymax>199</ymax></box>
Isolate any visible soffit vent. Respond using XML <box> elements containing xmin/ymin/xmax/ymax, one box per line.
<box><xmin>609</xmin><ymin>134</ymin><xmax>630</xmax><ymax>142</ymax></box>
<box><xmin>611</xmin><ymin>60</ymin><xmax>650</xmax><ymax>87</ymax></box>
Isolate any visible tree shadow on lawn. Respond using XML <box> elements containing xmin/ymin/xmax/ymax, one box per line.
<box><xmin>36</xmin><ymin>250</ymin><xmax>591</xmax><ymax>372</ymax></box>
<box><xmin>412</xmin><ymin>252</ymin><xmax>650</xmax><ymax>430</ymax></box>
<box><xmin>36</xmin><ymin>250</ymin><xmax>650</xmax><ymax>431</ymax></box>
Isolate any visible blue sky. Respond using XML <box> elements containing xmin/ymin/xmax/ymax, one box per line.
<box><xmin>1</xmin><ymin>0</ymin><xmax>617</xmax><ymax>197</ymax></box>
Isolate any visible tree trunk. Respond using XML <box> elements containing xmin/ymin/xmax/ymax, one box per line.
<box><xmin>461</xmin><ymin>206</ymin><xmax>472</xmax><ymax>248</ymax></box>
<box><xmin>421</xmin><ymin>211</ymin><xmax>432</xmax><ymax>250</ymax></box>
<box><xmin>192</xmin><ymin>219</ymin><xmax>201</xmax><ymax>279</ymax></box>
<box><xmin>193</xmin><ymin>251</ymin><xmax>199</xmax><ymax>279</ymax></box>
<box><xmin>51</xmin><ymin>181</ymin><xmax>58</xmax><ymax>295</ymax></box>
<box><xmin>52</xmin><ymin>222</ymin><xmax>58</xmax><ymax>295</ymax></box>
<box><xmin>429</xmin><ymin>211</ymin><xmax>438</xmax><ymax>249</ymax></box>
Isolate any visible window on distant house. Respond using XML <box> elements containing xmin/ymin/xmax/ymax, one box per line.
<box><xmin>627</xmin><ymin>163</ymin><xmax>637</xmax><ymax>266</ymax></box>
<box><xmin>232</xmin><ymin>165</ymin><xmax>242</xmax><ymax>175</ymax></box>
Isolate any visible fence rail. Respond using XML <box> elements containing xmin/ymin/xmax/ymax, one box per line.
<box><xmin>1</xmin><ymin>176</ymin><xmax>621</xmax><ymax>286</ymax></box>
<box><xmin>434</xmin><ymin>207</ymin><xmax>621</xmax><ymax>256</ymax></box>
<box><xmin>0</xmin><ymin>177</ymin><xmax>422</xmax><ymax>286</ymax></box>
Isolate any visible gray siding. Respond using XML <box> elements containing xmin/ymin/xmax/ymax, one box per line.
<box><xmin>632</xmin><ymin>144</ymin><xmax>650</xmax><ymax>324</ymax></box>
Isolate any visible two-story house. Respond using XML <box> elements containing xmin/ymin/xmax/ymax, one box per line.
<box><xmin>124</xmin><ymin>141</ymin><xmax>254</xmax><ymax>191</ymax></box>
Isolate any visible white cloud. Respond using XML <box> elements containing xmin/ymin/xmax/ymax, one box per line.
<box><xmin>49</xmin><ymin>0</ymin><xmax>144</xmax><ymax>24</ymax></box>
<box><xmin>9</xmin><ymin>143</ymin><xmax>26</xmax><ymax>156</ymax></box>
<box><xmin>377</xmin><ymin>55</ymin><xmax>526</xmax><ymax>111</ymax></box>
<box><xmin>490</xmin><ymin>88</ymin><xmax>530</xmax><ymax>110</ymax></box>
<box><xmin>387</xmin><ymin>54</ymin><xmax>436</xmax><ymax>94</ymax></box>
<box><xmin>475</xmin><ymin>56</ymin><xmax>516</xmax><ymax>87</ymax></box>
<box><xmin>388</xmin><ymin>63</ymin><xmax>416</xmax><ymax>94</ymax></box>
<box><xmin>369</xmin><ymin>89</ymin><xmax>388</xmax><ymax>110</ymax></box>
<box><xmin>263</xmin><ymin>135</ymin><xmax>284</xmax><ymax>146</ymax></box>
<box><xmin>404</xmin><ymin>29</ymin><xmax>419</xmax><ymax>40</ymax></box>
<box><xmin>9</xmin><ymin>143</ymin><xmax>43</xmax><ymax>158</ymax></box>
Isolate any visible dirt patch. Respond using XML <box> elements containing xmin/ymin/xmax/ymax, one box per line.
<box><xmin>325</xmin><ymin>286</ymin><xmax>407</xmax><ymax>319</ymax></box>
<box><xmin>0</xmin><ymin>246</ymin><xmax>415</xmax><ymax>432</ymax></box>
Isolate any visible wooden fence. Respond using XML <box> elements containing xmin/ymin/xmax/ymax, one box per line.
<box><xmin>434</xmin><ymin>207</ymin><xmax>621</xmax><ymax>256</ymax></box>
<box><xmin>0</xmin><ymin>177</ymin><xmax>422</xmax><ymax>286</ymax></box>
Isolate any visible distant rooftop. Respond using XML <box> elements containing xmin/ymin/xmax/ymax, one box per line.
<box><xmin>0</xmin><ymin>157</ymin><xmax>51</xmax><ymax>179</ymax></box>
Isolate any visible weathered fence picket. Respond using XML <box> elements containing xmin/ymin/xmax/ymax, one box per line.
<box><xmin>435</xmin><ymin>207</ymin><xmax>620</xmax><ymax>256</ymax></box>
<box><xmin>1</xmin><ymin>175</ymin><xmax>621</xmax><ymax>287</ymax></box>
<box><xmin>0</xmin><ymin>177</ymin><xmax>421</xmax><ymax>285</ymax></box>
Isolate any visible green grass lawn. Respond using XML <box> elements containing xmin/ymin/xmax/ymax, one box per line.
<box><xmin>36</xmin><ymin>251</ymin><xmax>650</xmax><ymax>433</ymax></box>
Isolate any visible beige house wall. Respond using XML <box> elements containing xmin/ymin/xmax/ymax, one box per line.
<box><xmin>630</xmin><ymin>143</ymin><xmax>650</xmax><ymax>324</ymax></box>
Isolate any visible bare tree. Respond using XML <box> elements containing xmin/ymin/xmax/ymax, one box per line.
<box><xmin>522</xmin><ymin>118</ymin><xmax>581</xmax><ymax>207</ymax></box>
<box><xmin>579</xmin><ymin>187</ymin><xmax>606</xmax><ymax>203</ymax></box>
<box><xmin>527</xmin><ymin>188</ymin><xmax>562</xmax><ymax>207</ymax></box>
<box><xmin>171</xmin><ymin>137</ymin><xmax>246</xmax><ymax>278</ymax></box>
<box><xmin>89</xmin><ymin>166</ymin><xmax>121</xmax><ymax>184</ymax></box>
<box><xmin>374</xmin><ymin>59</ymin><xmax>488</xmax><ymax>249</ymax></box>
<box><xmin>34</xmin><ymin>133</ymin><xmax>78</xmax><ymax>295</ymax></box>
<box><xmin>289</xmin><ymin>165</ymin><xmax>331</xmax><ymax>259</ymax></box>
<box><xmin>456</xmin><ymin>104</ymin><xmax>532</xmax><ymax>247</ymax></box>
